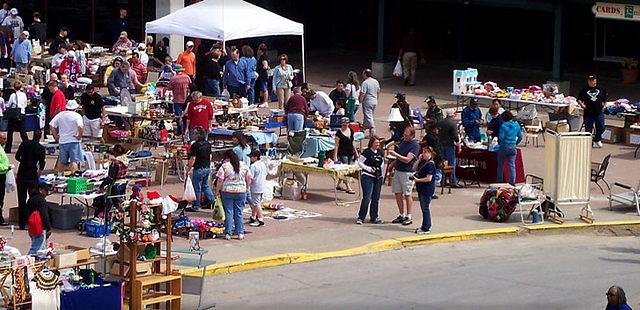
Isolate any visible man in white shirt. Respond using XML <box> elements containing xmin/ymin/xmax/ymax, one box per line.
<box><xmin>137</xmin><ymin>43</ymin><xmax>149</xmax><ymax>66</ymax></box>
<box><xmin>50</xmin><ymin>100</ymin><xmax>83</xmax><ymax>173</ymax></box>
<box><xmin>51</xmin><ymin>45</ymin><xmax>67</xmax><ymax>72</ymax></box>
<box><xmin>359</xmin><ymin>69</ymin><xmax>381</xmax><ymax>137</ymax></box>
<box><xmin>308</xmin><ymin>90</ymin><xmax>334</xmax><ymax>118</ymax></box>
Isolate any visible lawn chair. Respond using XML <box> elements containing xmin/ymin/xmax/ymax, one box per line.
<box><xmin>412</xmin><ymin>107</ymin><xmax>425</xmax><ymax>137</ymax></box>
<box><xmin>517</xmin><ymin>174</ymin><xmax>545</xmax><ymax>224</ymax></box>
<box><xmin>591</xmin><ymin>154</ymin><xmax>611</xmax><ymax>194</ymax></box>
<box><xmin>287</xmin><ymin>130</ymin><xmax>307</xmax><ymax>156</ymax></box>
<box><xmin>608</xmin><ymin>180</ymin><xmax>640</xmax><ymax>216</ymax></box>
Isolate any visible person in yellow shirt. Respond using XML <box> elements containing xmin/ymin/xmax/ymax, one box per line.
<box><xmin>176</xmin><ymin>41</ymin><xmax>196</xmax><ymax>80</ymax></box>
<box><xmin>103</xmin><ymin>56</ymin><xmax>124</xmax><ymax>87</ymax></box>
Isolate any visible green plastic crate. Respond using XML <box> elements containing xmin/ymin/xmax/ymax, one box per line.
<box><xmin>67</xmin><ymin>177</ymin><xmax>88</xmax><ymax>194</ymax></box>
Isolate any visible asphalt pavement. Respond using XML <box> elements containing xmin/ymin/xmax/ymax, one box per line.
<box><xmin>184</xmin><ymin>234</ymin><xmax>640</xmax><ymax>309</ymax></box>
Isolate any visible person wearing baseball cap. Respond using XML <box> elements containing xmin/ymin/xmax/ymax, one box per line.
<box><xmin>12</xmin><ymin>30</ymin><xmax>32</xmax><ymax>73</ymax></box>
<box><xmin>112</xmin><ymin>31</ymin><xmax>133</xmax><ymax>52</ymax></box>
<box><xmin>577</xmin><ymin>74</ymin><xmax>608</xmax><ymax>148</ymax></box>
<box><xmin>176</xmin><ymin>41</ymin><xmax>196</xmax><ymax>79</ymax></box>
<box><xmin>137</xmin><ymin>43</ymin><xmax>149</xmax><ymax>66</ymax></box>
<box><xmin>50</xmin><ymin>99</ymin><xmax>84</xmax><ymax>173</ymax></box>
<box><xmin>461</xmin><ymin>98</ymin><xmax>483</xmax><ymax>143</ymax></box>
<box><xmin>2</xmin><ymin>7</ymin><xmax>24</xmax><ymax>40</ymax></box>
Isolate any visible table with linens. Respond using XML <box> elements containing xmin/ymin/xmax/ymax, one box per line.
<box><xmin>455</xmin><ymin>147</ymin><xmax>525</xmax><ymax>184</ymax></box>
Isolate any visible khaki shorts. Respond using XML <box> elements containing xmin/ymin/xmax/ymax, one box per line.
<box><xmin>392</xmin><ymin>171</ymin><xmax>415</xmax><ymax>196</ymax></box>
<box><xmin>83</xmin><ymin>115</ymin><xmax>103</xmax><ymax>138</ymax></box>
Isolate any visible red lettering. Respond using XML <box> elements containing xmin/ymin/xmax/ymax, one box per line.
<box><xmin>596</xmin><ymin>5</ymin><xmax>622</xmax><ymax>14</ymax></box>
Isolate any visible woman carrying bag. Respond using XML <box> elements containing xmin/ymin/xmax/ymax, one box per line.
<box><xmin>216</xmin><ymin>150</ymin><xmax>253</xmax><ymax>240</ymax></box>
<box><xmin>5</xmin><ymin>80</ymin><xmax>28</xmax><ymax>154</ymax></box>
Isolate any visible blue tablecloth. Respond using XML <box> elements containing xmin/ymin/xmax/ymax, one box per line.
<box><xmin>61</xmin><ymin>280</ymin><xmax>123</xmax><ymax>310</ymax></box>
<box><xmin>302</xmin><ymin>135</ymin><xmax>335</xmax><ymax>158</ymax></box>
<box><xmin>210</xmin><ymin>128</ymin><xmax>278</xmax><ymax>145</ymax></box>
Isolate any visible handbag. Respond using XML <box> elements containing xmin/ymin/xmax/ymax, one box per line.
<box><xmin>212</xmin><ymin>197</ymin><xmax>225</xmax><ymax>221</ymax></box>
<box><xmin>346</xmin><ymin>85</ymin><xmax>357</xmax><ymax>117</ymax></box>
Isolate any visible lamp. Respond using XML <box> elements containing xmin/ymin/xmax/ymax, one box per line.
<box><xmin>388</xmin><ymin>107</ymin><xmax>404</xmax><ymax>122</ymax></box>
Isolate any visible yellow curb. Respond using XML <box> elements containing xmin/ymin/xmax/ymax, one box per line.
<box><xmin>525</xmin><ymin>220</ymin><xmax>640</xmax><ymax>231</ymax></box>
<box><xmin>395</xmin><ymin>228</ymin><xmax>520</xmax><ymax>247</ymax></box>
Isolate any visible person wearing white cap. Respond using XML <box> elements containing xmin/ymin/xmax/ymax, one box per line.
<box><xmin>51</xmin><ymin>45</ymin><xmax>68</xmax><ymax>72</ymax></box>
<box><xmin>58</xmin><ymin>50</ymin><xmax>81</xmax><ymax>83</ymax></box>
<box><xmin>176</xmin><ymin>41</ymin><xmax>196</xmax><ymax>79</ymax></box>
<box><xmin>137</xmin><ymin>43</ymin><xmax>149</xmax><ymax>66</ymax></box>
<box><xmin>2</xmin><ymin>8</ymin><xmax>23</xmax><ymax>39</ymax></box>
<box><xmin>112</xmin><ymin>31</ymin><xmax>133</xmax><ymax>52</ymax></box>
<box><xmin>12</xmin><ymin>31</ymin><xmax>31</xmax><ymax>73</ymax></box>
<box><xmin>50</xmin><ymin>99</ymin><xmax>84</xmax><ymax>173</ymax></box>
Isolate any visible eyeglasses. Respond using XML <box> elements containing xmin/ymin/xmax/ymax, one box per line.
<box><xmin>606</xmin><ymin>293</ymin><xmax>616</xmax><ymax>297</ymax></box>
<box><xmin>279</xmin><ymin>58</ymin><xmax>286</xmax><ymax>61</ymax></box>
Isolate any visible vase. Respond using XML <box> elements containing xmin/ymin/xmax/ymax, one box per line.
<box><xmin>621</xmin><ymin>68</ymin><xmax>639</xmax><ymax>84</ymax></box>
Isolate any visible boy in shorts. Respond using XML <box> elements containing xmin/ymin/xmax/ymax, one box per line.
<box><xmin>80</xmin><ymin>85</ymin><xmax>106</xmax><ymax>143</ymax></box>
<box><xmin>248</xmin><ymin>150</ymin><xmax>266</xmax><ymax>227</ymax></box>
<box><xmin>50</xmin><ymin>100</ymin><xmax>84</xmax><ymax>173</ymax></box>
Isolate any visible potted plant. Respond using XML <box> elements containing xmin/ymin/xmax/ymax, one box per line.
<box><xmin>621</xmin><ymin>58</ymin><xmax>639</xmax><ymax>84</ymax></box>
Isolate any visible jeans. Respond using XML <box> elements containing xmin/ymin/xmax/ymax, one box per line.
<box><xmin>358</xmin><ymin>174</ymin><xmax>382</xmax><ymax>221</ymax></box>
<box><xmin>349</xmin><ymin>105</ymin><xmax>359</xmax><ymax>123</ymax></box>
<box><xmin>221</xmin><ymin>191</ymin><xmax>246</xmax><ymax>235</ymax></box>
<box><xmin>434</xmin><ymin>169</ymin><xmax>442</xmax><ymax>186</ymax></box>
<box><xmin>247</xmin><ymin>78</ymin><xmax>256</xmax><ymax>104</ymax></box>
<box><xmin>584</xmin><ymin>113</ymin><xmax>605</xmax><ymax>142</ymax></box>
<box><xmin>442</xmin><ymin>146</ymin><xmax>458</xmax><ymax>184</ymax></box>
<box><xmin>204</xmin><ymin>78</ymin><xmax>221</xmax><ymax>97</ymax></box>
<box><xmin>287</xmin><ymin>113</ymin><xmax>304</xmax><ymax>132</ymax></box>
<box><xmin>29</xmin><ymin>231</ymin><xmax>46</xmax><ymax>255</ymax></box>
<box><xmin>192</xmin><ymin>168</ymin><xmax>215</xmax><ymax>209</ymax></box>
<box><xmin>418</xmin><ymin>193</ymin><xmax>432</xmax><ymax>231</ymax></box>
<box><xmin>173</xmin><ymin>103</ymin><xmax>185</xmax><ymax>135</ymax></box>
<box><xmin>497</xmin><ymin>144</ymin><xmax>517</xmax><ymax>186</ymax></box>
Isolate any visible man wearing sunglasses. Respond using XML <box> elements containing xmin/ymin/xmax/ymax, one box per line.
<box><xmin>606</xmin><ymin>286</ymin><xmax>632</xmax><ymax>310</ymax></box>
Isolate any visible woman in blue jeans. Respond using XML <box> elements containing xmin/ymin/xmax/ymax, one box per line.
<box><xmin>412</xmin><ymin>146</ymin><xmax>437</xmax><ymax>234</ymax></box>
<box><xmin>216</xmin><ymin>150</ymin><xmax>253</xmax><ymax>240</ymax></box>
<box><xmin>356</xmin><ymin>136</ymin><xmax>385</xmax><ymax>224</ymax></box>
<box><xmin>496</xmin><ymin>111</ymin><xmax>523</xmax><ymax>186</ymax></box>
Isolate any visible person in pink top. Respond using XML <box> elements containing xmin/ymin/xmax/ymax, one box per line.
<box><xmin>166</xmin><ymin>65</ymin><xmax>191</xmax><ymax>135</ymax></box>
<box><xmin>216</xmin><ymin>150</ymin><xmax>252</xmax><ymax>240</ymax></box>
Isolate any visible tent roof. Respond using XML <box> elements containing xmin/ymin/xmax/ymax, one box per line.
<box><xmin>145</xmin><ymin>0</ymin><xmax>304</xmax><ymax>42</ymax></box>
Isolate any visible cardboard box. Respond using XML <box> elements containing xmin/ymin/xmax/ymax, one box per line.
<box><xmin>110</xmin><ymin>261</ymin><xmax>152</xmax><ymax>277</ymax></box>
<box><xmin>602</xmin><ymin>126</ymin><xmax>624</xmax><ymax>144</ymax></box>
<box><xmin>64</xmin><ymin>245</ymin><xmax>90</xmax><ymax>262</ymax></box>
<box><xmin>546</xmin><ymin>121</ymin><xmax>570</xmax><ymax>133</ymax></box>
<box><xmin>625</xmin><ymin>129</ymin><xmax>640</xmax><ymax>146</ymax></box>
<box><xmin>54</xmin><ymin>250</ymin><xmax>77</xmax><ymax>268</ymax></box>
<box><xmin>8</xmin><ymin>207</ymin><xmax>18</xmax><ymax>225</ymax></box>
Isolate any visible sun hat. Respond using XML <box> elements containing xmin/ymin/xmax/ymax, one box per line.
<box><xmin>66</xmin><ymin>100</ymin><xmax>79</xmax><ymax>110</ymax></box>
<box><xmin>174</xmin><ymin>64</ymin><xmax>185</xmax><ymax>72</ymax></box>
<box><xmin>186</xmin><ymin>41</ymin><xmax>194</xmax><ymax>47</ymax></box>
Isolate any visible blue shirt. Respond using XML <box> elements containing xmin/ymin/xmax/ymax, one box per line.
<box><xmin>394</xmin><ymin>140</ymin><xmax>420</xmax><ymax>172</ymax></box>
<box><xmin>415</xmin><ymin>160</ymin><xmax>436</xmax><ymax>195</ymax></box>
<box><xmin>241</xmin><ymin>56</ymin><xmax>257</xmax><ymax>80</ymax></box>
<box><xmin>498</xmin><ymin>120</ymin><xmax>523</xmax><ymax>146</ymax></box>
<box><xmin>223</xmin><ymin>59</ymin><xmax>249</xmax><ymax>87</ymax></box>
<box><xmin>606</xmin><ymin>304</ymin><xmax>633</xmax><ymax>310</ymax></box>
<box><xmin>233</xmin><ymin>145</ymin><xmax>251</xmax><ymax>166</ymax></box>
<box><xmin>462</xmin><ymin>107</ymin><xmax>482</xmax><ymax>130</ymax></box>
<box><xmin>12</xmin><ymin>38</ymin><xmax>32</xmax><ymax>64</ymax></box>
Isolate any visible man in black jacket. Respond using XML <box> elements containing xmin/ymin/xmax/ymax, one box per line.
<box><xmin>27</xmin><ymin>183</ymin><xmax>52</xmax><ymax>255</ymax></box>
<box><xmin>16</xmin><ymin>130</ymin><xmax>46</xmax><ymax>230</ymax></box>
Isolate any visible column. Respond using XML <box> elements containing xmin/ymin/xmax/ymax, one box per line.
<box><xmin>155</xmin><ymin>0</ymin><xmax>184</xmax><ymax>59</ymax></box>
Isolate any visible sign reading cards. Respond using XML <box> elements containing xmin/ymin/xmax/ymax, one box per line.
<box><xmin>593</xmin><ymin>2</ymin><xmax>640</xmax><ymax>21</ymax></box>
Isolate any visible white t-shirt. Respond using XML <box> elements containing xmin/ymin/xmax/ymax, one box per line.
<box><xmin>310</xmin><ymin>91</ymin><xmax>334</xmax><ymax>117</ymax></box>
<box><xmin>361</xmin><ymin>78</ymin><xmax>380</xmax><ymax>105</ymax></box>
<box><xmin>345</xmin><ymin>83</ymin><xmax>360</xmax><ymax>106</ymax></box>
<box><xmin>249</xmin><ymin>160</ymin><xmax>267</xmax><ymax>194</ymax></box>
<box><xmin>7</xmin><ymin>91</ymin><xmax>28</xmax><ymax>114</ymax></box>
<box><xmin>50</xmin><ymin>110</ymin><xmax>83</xmax><ymax>144</ymax></box>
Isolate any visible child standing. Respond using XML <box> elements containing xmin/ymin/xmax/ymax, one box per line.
<box><xmin>248</xmin><ymin>150</ymin><xmax>266</xmax><ymax>227</ymax></box>
<box><xmin>412</xmin><ymin>146</ymin><xmax>436</xmax><ymax>234</ymax></box>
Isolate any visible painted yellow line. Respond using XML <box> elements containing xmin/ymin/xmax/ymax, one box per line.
<box><xmin>525</xmin><ymin>220</ymin><xmax>640</xmax><ymax>231</ymax></box>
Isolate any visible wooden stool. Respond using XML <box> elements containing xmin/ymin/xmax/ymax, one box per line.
<box><xmin>441</xmin><ymin>166</ymin><xmax>453</xmax><ymax>194</ymax></box>
<box><xmin>457</xmin><ymin>164</ymin><xmax>481</xmax><ymax>188</ymax></box>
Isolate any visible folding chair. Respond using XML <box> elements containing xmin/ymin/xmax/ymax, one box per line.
<box><xmin>287</xmin><ymin>130</ymin><xmax>307</xmax><ymax>156</ymax></box>
<box><xmin>609</xmin><ymin>180</ymin><xmax>640</xmax><ymax>216</ymax></box>
<box><xmin>412</xmin><ymin>107</ymin><xmax>425</xmax><ymax>138</ymax></box>
<box><xmin>591</xmin><ymin>154</ymin><xmax>611</xmax><ymax>195</ymax></box>
<box><xmin>517</xmin><ymin>174</ymin><xmax>545</xmax><ymax>224</ymax></box>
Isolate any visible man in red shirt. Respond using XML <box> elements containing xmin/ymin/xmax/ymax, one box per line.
<box><xmin>185</xmin><ymin>91</ymin><xmax>213</xmax><ymax>141</ymax></box>
<box><xmin>176</xmin><ymin>41</ymin><xmax>196</xmax><ymax>80</ymax></box>
<box><xmin>129</xmin><ymin>52</ymin><xmax>148</xmax><ymax>84</ymax></box>
<box><xmin>48</xmin><ymin>81</ymin><xmax>66</xmax><ymax>119</ymax></box>
<box><xmin>166</xmin><ymin>65</ymin><xmax>191</xmax><ymax>135</ymax></box>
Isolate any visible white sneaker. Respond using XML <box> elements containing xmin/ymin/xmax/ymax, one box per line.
<box><xmin>238</xmin><ymin>233</ymin><xmax>245</xmax><ymax>240</ymax></box>
<box><xmin>224</xmin><ymin>234</ymin><xmax>231</xmax><ymax>240</ymax></box>
<box><xmin>415</xmin><ymin>228</ymin><xmax>431</xmax><ymax>235</ymax></box>
<box><xmin>259</xmin><ymin>102</ymin><xmax>269</xmax><ymax>108</ymax></box>
<box><xmin>596</xmin><ymin>141</ymin><xmax>603</xmax><ymax>148</ymax></box>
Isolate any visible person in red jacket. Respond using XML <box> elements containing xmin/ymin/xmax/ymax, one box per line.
<box><xmin>58</xmin><ymin>50</ymin><xmax>81</xmax><ymax>83</ymax></box>
<box><xmin>47</xmin><ymin>81</ymin><xmax>66</xmax><ymax>119</ymax></box>
<box><xmin>184</xmin><ymin>91</ymin><xmax>213</xmax><ymax>141</ymax></box>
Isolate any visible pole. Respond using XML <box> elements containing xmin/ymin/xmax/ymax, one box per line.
<box><xmin>376</xmin><ymin>0</ymin><xmax>385</xmax><ymax>62</ymax></box>
<box><xmin>552</xmin><ymin>1</ymin><xmax>563</xmax><ymax>81</ymax></box>
<box><xmin>91</xmin><ymin>0</ymin><xmax>95</xmax><ymax>42</ymax></box>
<box><xmin>301</xmin><ymin>30</ymin><xmax>306</xmax><ymax>83</ymax></box>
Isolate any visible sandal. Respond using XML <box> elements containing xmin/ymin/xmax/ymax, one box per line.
<box><xmin>336</xmin><ymin>186</ymin><xmax>346</xmax><ymax>192</ymax></box>
<box><xmin>346</xmin><ymin>189</ymin><xmax>356</xmax><ymax>194</ymax></box>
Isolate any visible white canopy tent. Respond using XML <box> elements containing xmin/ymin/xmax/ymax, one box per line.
<box><xmin>145</xmin><ymin>0</ymin><xmax>306</xmax><ymax>79</ymax></box>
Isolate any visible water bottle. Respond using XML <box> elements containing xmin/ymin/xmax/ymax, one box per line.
<box><xmin>318</xmin><ymin>151</ymin><xmax>325</xmax><ymax>167</ymax></box>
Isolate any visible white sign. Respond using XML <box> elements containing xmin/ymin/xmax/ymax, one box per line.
<box><xmin>593</xmin><ymin>2</ymin><xmax>640</xmax><ymax>21</ymax></box>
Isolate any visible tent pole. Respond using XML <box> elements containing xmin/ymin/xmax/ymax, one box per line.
<box><xmin>301</xmin><ymin>31</ymin><xmax>306</xmax><ymax>83</ymax></box>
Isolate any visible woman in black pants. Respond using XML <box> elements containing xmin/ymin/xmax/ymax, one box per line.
<box><xmin>15</xmin><ymin>130</ymin><xmax>46</xmax><ymax>229</ymax></box>
<box><xmin>356</xmin><ymin>136</ymin><xmax>385</xmax><ymax>225</ymax></box>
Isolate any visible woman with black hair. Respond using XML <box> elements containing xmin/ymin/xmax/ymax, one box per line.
<box><xmin>216</xmin><ymin>150</ymin><xmax>253</xmax><ymax>240</ymax></box>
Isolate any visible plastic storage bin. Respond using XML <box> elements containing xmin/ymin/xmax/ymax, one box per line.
<box><xmin>67</xmin><ymin>177</ymin><xmax>88</xmax><ymax>194</ymax></box>
<box><xmin>85</xmin><ymin>221</ymin><xmax>112</xmax><ymax>238</ymax></box>
<box><xmin>48</xmin><ymin>204</ymin><xmax>84</xmax><ymax>230</ymax></box>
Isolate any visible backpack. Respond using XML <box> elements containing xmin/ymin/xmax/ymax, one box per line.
<box><xmin>28</xmin><ymin>211</ymin><xmax>44</xmax><ymax>236</ymax></box>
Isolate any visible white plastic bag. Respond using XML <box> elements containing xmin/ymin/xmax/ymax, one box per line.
<box><xmin>5</xmin><ymin>170</ymin><xmax>15</xmax><ymax>193</ymax></box>
<box><xmin>393</xmin><ymin>60</ymin><xmax>403</xmax><ymax>77</ymax></box>
<box><xmin>183</xmin><ymin>176</ymin><xmax>196</xmax><ymax>201</ymax></box>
